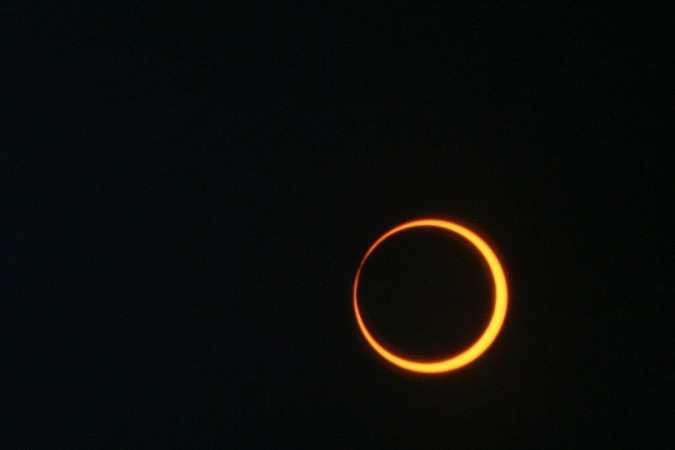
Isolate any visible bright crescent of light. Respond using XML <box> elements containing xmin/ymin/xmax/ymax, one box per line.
<box><xmin>353</xmin><ymin>219</ymin><xmax>508</xmax><ymax>374</ymax></box>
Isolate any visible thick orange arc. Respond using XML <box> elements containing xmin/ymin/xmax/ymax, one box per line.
<box><xmin>353</xmin><ymin>219</ymin><xmax>508</xmax><ymax>374</ymax></box>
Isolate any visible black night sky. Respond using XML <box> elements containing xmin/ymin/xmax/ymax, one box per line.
<box><xmin>4</xmin><ymin>3</ymin><xmax>671</xmax><ymax>448</ymax></box>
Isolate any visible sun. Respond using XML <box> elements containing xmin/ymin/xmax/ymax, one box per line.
<box><xmin>353</xmin><ymin>219</ymin><xmax>508</xmax><ymax>374</ymax></box>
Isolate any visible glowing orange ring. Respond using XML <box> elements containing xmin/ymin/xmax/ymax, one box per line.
<box><xmin>353</xmin><ymin>219</ymin><xmax>508</xmax><ymax>374</ymax></box>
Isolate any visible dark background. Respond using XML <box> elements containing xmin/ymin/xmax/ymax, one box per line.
<box><xmin>4</xmin><ymin>3</ymin><xmax>671</xmax><ymax>448</ymax></box>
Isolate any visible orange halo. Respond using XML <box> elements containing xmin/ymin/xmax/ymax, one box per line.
<box><xmin>353</xmin><ymin>219</ymin><xmax>508</xmax><ymax>374</ymax></box>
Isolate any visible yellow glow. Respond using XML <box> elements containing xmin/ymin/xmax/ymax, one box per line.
<box><xmin>353</xmin><ymin>219</ymin><xmax>508</xmax><ymax>374</ymax></box>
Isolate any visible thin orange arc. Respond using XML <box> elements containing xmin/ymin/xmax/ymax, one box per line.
<box><xmin>353</xmin><ymin>219</ymin><xmax>508</xmax><ymax>374</ymax></box>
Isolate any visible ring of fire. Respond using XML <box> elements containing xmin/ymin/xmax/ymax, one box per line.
<box><xmin>353</xmin><ymin>219</ymin><xmax>508</xmax><ymax>374</ymax></box>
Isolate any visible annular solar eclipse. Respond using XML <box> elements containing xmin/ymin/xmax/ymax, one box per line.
<box><xmin>353</xmin><ymin>219</ymin><xmax>508</xmax><ymax>374</ymax></box>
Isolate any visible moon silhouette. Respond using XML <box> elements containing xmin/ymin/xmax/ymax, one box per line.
<box><xmin>353</xmin><ymin>219</ymin><xmax>508</xmax><ymax>374</ymax></box>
